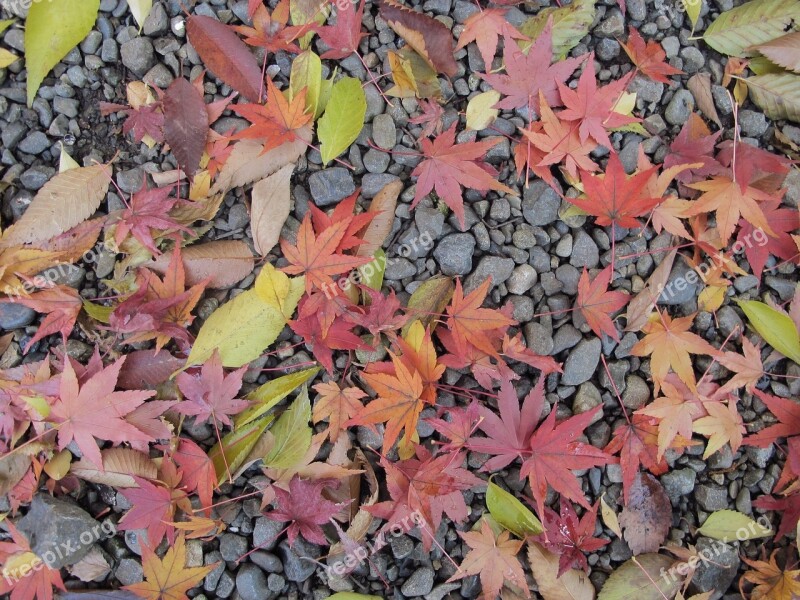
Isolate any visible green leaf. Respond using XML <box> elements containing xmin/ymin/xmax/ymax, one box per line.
<box><xmin>748</xmin><ymin>55</ymin><xmax>788</xmax><ymax>75</ymax></box>
<box><xmin>290</xmin><ymin>0</ymin><xmax>328</xmax><ymax>49</ymax></box>
<box><xmin>401</xmin><ymin>275</ymin><xmax>454</xmax><ymax>336</ymax></box>
<box><xmin>697</xmin><ymin>509</ymin><xmax>773</xmax><ymax>541</ymax></box>
<box><xmin>519</xmin><ymin>0</ymin><xmax>596</xmax><ymax>60</ymax></box>
<box><xmin>683</xmin><ymin>0</ymin><xmax>702</xmax><ymax>31</ymax></box>
<box><xmin>128</xmin><ymin>0</ymin><xmax>153</xmax><ymax>30</ymax></box>
<box><xmin>0</xmin><ymin>20</ymin><xmax>14</xmax><ymax>35</ymax></box>
<box><xmin>318</xmin><ymin>77</ymin><xmax>366</xmax><ymax>165</ymax></box>
<box><xmin>360</xmin><ymin>248</ymin><xmax>386</xmax><ymax>294</ymax></box>
<box><xmin>290</xmin><ymin>49</ymin><xmax>322</xmax><ymax>118</ymax></box>
<box><xmin>486</xmin><ymin>479</ymin><xmax>543</xmax><ymax>537</ymax></box>
<box><xmin>738</xmin><ymin>299</ymin><xmax>800</xmax><ymax>364</ymax></box>
<box><xmin>208</xmin><ymin>415</ymin><xmax>275</xmax><ymax>483</ymax></box>
<box><xmin>25</xmin><ymin>0</ymin><xmax>100</xmax><ymax>106</ymax></box>
<box><xmin>263</xmin><ymin>386</ymin><xmax>312</xmax><ymax>469</ymax></box>
<box><xmin>235</xmin><ymin>367</ymin><xmax>320</xmax><ymax>428</ymax></box>
<box><xmin>703</xmin><ymin>0</ymin><xmax>800</xmax><ymax>57</ymax></box>
<box><xmin>0</xmin><ymin>49</ymin><xmax>19</xmax><ymax>69</ymax></box>
<box><xmin>745</xmin><ymin>73</ymin><xmax>800</xmax><ymax>122</ymax></box>
<box><xmin>599</xmin><ymin>554</ymin><xmax>682</xmax><ymax>600</ymax></box>
<box><xmin>82</xmin><ymin>300</ymin><xmax>112</xmax><ymax>324</ymax></box>
<box><xmin>186</xmin><ymin>276</ymin><xmax>304</xmax><ymax>368</ymax></box>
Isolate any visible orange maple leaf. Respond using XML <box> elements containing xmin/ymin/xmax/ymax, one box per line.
<box><xmin>693</xmin><ymin>397</ymin><xmax>745</xmax><ymax>459</ymax></box>
<box><xmin>576</xmin><ymin>266</ymin><xmax>629</xmax><ymax>341</ymax></box>
<box><xmin>312</xmin><ymin>380</ymin><xmax>367</xmax><ymax>442</ymax></box>
<box><xmin>445</xmin><ymin>278</ymin><xmax>516</xmax><ymax>359</ymax></box>
<box><xmin>621</xmin><ymin>27</ymin><xmax>684</xmax><ymax>84</ymax></box>
<box><xmin>718</xmin><ymin>337</ymin><xmax>765</xmax><ymax>394</ymax></box>
<box><xmin>741</xmin><ymin>551</ymin><xmax>800</xmax><ymax>600</ymax></box>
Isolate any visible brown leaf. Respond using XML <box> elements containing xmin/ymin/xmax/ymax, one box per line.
<box><xmin>619</xmin><ymin>472</ymin><xmax>671</xmax><ymax>555</ymax></box>
<box><xmin>68</xmin><ymin>547</ymin><xmax>111</xmax><ymax>582</ymax></box>
<box><xmin>527</xmin><ymin>542</ymin><xmax>595</xmax><ymax>600</ymax></box>
<box><xmin>210</xmin><ymin>130</ymin><xmax>311</xmax><ymax>195</ymax></box>
<box><xmin>163</xmin><ymin>78</ymin><xmax>209</xmax><ymax>180</ymax></box>
<box><xmin>0</xmin><ymin>164</ymin><xmax>111</xmax><ymax>246</ymax></box>
<box><xmin>186</xmin><ymin>15</ymin><xmax>264</xmax><ymax>102</ymax></box>
<box><xmin>117</xmin><ymin>348</ymin><xmax>185</xmax><ymax>389</ymax></box>
<box><xmin>401</xmin><ymin>275</ymin><xmax>454</xmax><ymax>336</ymax></box>
<box><xmin>251</xmin><ymin>163</ymin><xmax>293</xmax><ymax>256</ymax></box>
<box><xmin>752</xmin><ymin>31</ymin><xmax>800</xmax><ymax>74</ymax></box>
<box><xmin>357</xmin><ymin>179</ymin><xmax>403</xmax><ymax>257</ymax></box>
<box><xmin>379</xmin><ymin>0</ymin><xmax>458</xmax><ymax>77</ymax></box>
<box><xmin>624</xmin><ymin>247</ymin><xmax>677</xmax><ymax>332</ymax></box>
<box><xmin>687</xmin><ymin>73</ymin><xmax>721</xmax><ymax>128</ymax></box>
<box><xmin>147</xmin><ymin>240</ymin><xmax>255</xmax><ymax>288</ymax></box>
<box><xmin>70</xmin><ymin>448</ymin><xmax>158</xmax><ymax>488</ymax></box>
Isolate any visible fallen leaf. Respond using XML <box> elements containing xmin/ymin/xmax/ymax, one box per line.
<box><xmin>619</xmin><ymin>472</ymin><xmax>671</xmax><ymax>554</ymax></box>
<box><xmin>251</xmin><ymin>163</ymin><xmax>294</xmax><ymax>256</ymax></box>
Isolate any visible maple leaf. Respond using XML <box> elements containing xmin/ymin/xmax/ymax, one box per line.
<box><xmin>519</xmin><ymin>93</ymin><xmax>599</xmax><ymax>181</ymax></box>
<box><xmin>444</xmin><ymin>278</ymin><xmax>516</xmax><ymax>359</ymax></box>
<box><xmin>738</xmin><ymin>201</ymin><xmax>800</xmax><ymax>280</ymax></box>
<box><xmin>569</xmin><ymin>152</ymin><xmax>662</xmax><ymax>230</ymax></box>
<box><xmin>351</xmin><ymin>353</ymin><xmax>426</xmax><ymax>455</ymax></box>
<box><xmin>621</xmin><ymin>27</ymin><xmax>683</xmax><ymax>84</ymax></box>
<box><xmin>0</xmin><ymin>521</ymin><xmax>65</xmax><ymax>600</ymax></box>
<box><xmin>263</xmin><ymin>475</ymin><xmax>345</xmax><ymax>546</ymax></box>
<box><xmin>468</xmin><ymin>377</ymin><xmax>547</xmax><ymax>471</ymax></box>
<box><xmin>114</xmin><ymin>182</ymin><xmax>192</xmax><ymax>255</ymax></box>
<box><xmin>411</xmin><ymin>123</ymin><xmax>513</xmax><ymax>228</ymax></box>
<box><xmin>536</xmin><ymin>501</ymin><xmax>608</xmax><ymax>576</ymax></box>
<box><xmin>447</xmin><ymin>519</ymin><xmax>529</xmax><ymax>599</ymax></box>
<box><xmin>315</xmin><ymin>0</ymin><xmax>368</xmax><ymax>59</ymax></box>
<box><xmin>6</xmin><ymin>285</ymin><xmax>82</xmax><ymax>352</ymax></box>
<box><xmin>662</xmin><ymin>113</ymin><xmax>724</xmax><ymax>184</ymax></box>
<box><xmin>557</xmin><ymin>59</ymin><xmax>637</xmax><ymax>148</ymax></box>
<box><xmin>427</xmin><ymin>401</ymin><xmax>481</xmax><ymax>453</ymax></box>
<box><xmin>281</xmin><ymin>213</ymin><xmax>372</xmax><ymax>293</ymax></box>
<box><xmin>367</xmin><ymin>445</ymin><xmax>482</xmax><ymax>551</ymax></box>
<box><xmin>312</xmin><ymin>380</ymin><xmax>367</xmax><ymax>441</ymax></box>
<box><xmin>747</xmin><ymin>389</ymin><xmax>800</xmax><ymax>448</ymax></box>
<box><xmin>171</xmin><ymin>438</ymin><xmax>217</xmax><ymax>514</ymax></box>
<box><xmin>754</xmin><ymin>491</ymin><xmax>800</xmax><ymax>540</ymax></box>
<box><xmin>576</xmin><ymin>266</ymin><xmax>629</xmax><ymax>341</ymax></box>
<box><xmin>717</xmin><ymin>139</ymin><xmax>791</xmax><ymax>193</ymax></box>
<box><xmin>119</xmin><ymin>474</ymin><xmax>191</xmax><ymax>546</ymax></box>
<box><xmin>125</xmin><ymin>534</ymin><xmax>215</xmax><ymax>600</ymax></box>
<box><xmin>356</xmin><ymin>287</ymin><xmax>409</xmax><ymax>340</ymax></box>
<box><xmin>741</xmin><ymin>551</ymin><xmax>800</xmax><ymax>600</ymax></box>
<box><xmin>409</xmin><ymin>99</ymin><xmax>445</xmax><ymax>138</ymax></box>
<box><xmin>308</xmin><ymin>189</ymin><xmax>375</xmax><ymax>252</ymax></box>
<box><xmin>49</xmin><ymin>356</ymin><xmax>155</xmax><ymax>469</ymax></box>
<box><xmin>718</xmin><ymin>337</ymin><xmax>764</xmax><ymax>394</ymax></box>
<box><xmin>455</xmin><ymin>8</ymin><xmax>527</xmax><ymax>69</ymax></box>
<box><xmin>233</xmin><ymin>0</ymin><xmax>301</xmax><ymax>56</ymax></box>
<box><xmin>480</xmin><ymin>23</ymin><xmax>584</xmax><ymax>112</ymax></box>
<box><xmin>393</xmin><ymin>320</ymin><xmax>447</xmax><ymax>404</ymax></box>
<box><xmin>175</xmin><ymin>349</ymin><xmax>249</xmax><ymax>427</ymax></box>
<box><xmin>630</xmin><ymin>310</ymin><xmax>719</xmax><ymax>394</ymax></box>
<box><xmin>100</xmin><ymin>100</ymin><xmax>165</xmax><ymax>144</ymax></box>
<box><xmin>231</xmin><ymin>77</ymin><xmax>312</xmax><ymax>154</ymax></box>
<box><xmin>684</xmin><ymin>175</ymin><xmax>779</xmax><ymax>245</ymax></box>
<box><xmin>693</xmin><ymin>397</ymin><xmax>745</xmax><ymax>459</ymax></box>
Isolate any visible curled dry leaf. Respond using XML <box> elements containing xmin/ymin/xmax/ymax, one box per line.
<box><xmin>619</xmin><ymin>472</ymin><xmax>671</xmax><ymax>555</ymax></box>
<box><xmin>357</xmin><ymin>179</ymin><xmax>403</xmax><ymax>257</ymax></box>
<box><xmin>147</xmin><ymin>240</ymin><xmax>255</xmax><ymax>289</ymax></box>
<box><xmin>70</xmin><ymin>448</ymin><xmax>158</xmax><ymax>488</ymax></box>
<box><xmin>251</xmin><ymin>164</ymin><xmax>294</xmax><ymax>256</ymax></box>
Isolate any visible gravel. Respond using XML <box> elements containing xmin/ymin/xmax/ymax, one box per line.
<box><xmin>561</xmin><ymin>338</ymin><xmax>602</xmax><ymax>386</ymax></box>
<box><xmin>309</xmin><ymin>167</ymin><xmax>356</xmax><ymax>206</ymax></box>
<box><xmin>433</xmin><ymin>233</ymin><xmax>475</xmax><ymax>276</ymax></box>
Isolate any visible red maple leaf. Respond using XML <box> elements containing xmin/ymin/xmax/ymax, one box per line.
<box><xmin>175</xmin><ymin>349</ymin><xmax>249</xmax><ymax>427</ymax></box>
<box><xmin>119</xmin><ymin>473</ymin><xmax>190</xmax><ymax>546</ymax></box>
<box><xmin>557</xmin><ymin>59</ymin><xmax>637</xmax><ymax>148</ymax></box>
<box><xmin>308</xmin><ymin>189</ymin><xmax>374</xmax><ymax>252</ymax></box>
<box><xmin>717</xmin><ymin>139</ymin><xmax>791</xmax><ymax>192</ymax></box>
<box><xmin>536</xmin><ymin>501</ymin><xmax>609</xmax><ymax>576</ymax></box>
<box><xmin>754</xmin><ymin>492</ymin><xmax>800</xmax><ymax>540</ymax></box>
<box><xmin>49</xmin><ymin>356</ymin><xmax>155</xmax><ymax>468</ymax></box>
<box><xmin>114</xmin><ymin>181</ymin><xmax>192</xmax><ymax>255</ymax></box>
<box><xmin>171</xmin><ymin>438</ymin><xmax>218</xmax><ymax>515</ymax></box>
<box><xmin>737</xmin><ymin>201</ymin><xmax>800</xmax><ymax>280</ymax></box>
<box><xmin>263</xmin><ymin>475</ymin><xmax>345</xmax><ymax>546</ymax></box>
<box><xmin>0</xmin><ymin>521</ymin><xmax>65</xmax><ymax>600</ymax></box>
<box><xmin>621</xmin><ymin>27</ymin><xmax>683</xmax><ymax>84</ymax></box>
<box><xmin>233</xmin><ymin>0</ymin><xmax>301</xmax><ymax>56</ymax></box>
<box><xmin>427</xmin><ymin>402</ymin><xmax>481</xmax><ymax>453</ymax></box>
<box><xmin>662</xmin><ymin>113</ymin><xmax>724</xmax><ymax>184</ymax></box>
<box><xmin>746</xmin><ymin>389</ymin><xmax>800</xmax><ymax>493</ymax></box>
<box><xmin>411</xmin><ymin>124</ymin><xmax>513</xmax><ymax>228</ymax></box>
<box><xmin>100</xmin><ymin>100</ymin><xmax>164</xmax><ymax>144</ymax></box>
<box><xmin>480</xmin><ymin>22</ymin><xmax>585</xmax><ymax>112</ymax></box>
<box><xmin>569</xmin><ymin>151</ymin><xmax>662</xmax><ymax>230</ymax></box>
<box><xmin>315</xmin><ymin>0</ymin><xmax>368</xmax><ymax>59</ymax></box>
<box><xmin>5</xmin><ymin>285</ymin><xmax>82</xmax><ymax>352</ymax></box>
<box><xmin>409</xmin><ymin>99</ymin><xmax>445</xmax><ymax>138</ymax></box>
<box><xmin>455</xmin><ymin>8</ymin><xmax>527</xmax><ymax>69</ymax></box>
<box><xmin>575</xmin><ymin>266</ymin><xmax>629</xmax><ymax>341</ymax></box>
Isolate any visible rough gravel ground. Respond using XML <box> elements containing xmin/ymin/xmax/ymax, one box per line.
<box><xmin>0</xmin><ymin>0</ymin><xmax>798</xmax><ymax>598</ymax></box>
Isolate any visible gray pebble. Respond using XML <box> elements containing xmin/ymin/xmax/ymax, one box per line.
<box><xmin>115</xmin><ymin>558</ymin><xmax>143</xmax><ymax>585</ymax></box>
<box><xmin>277</xmin><ymin>539</ymin><xmax>318</xmax><ymax>582</ymax></box>
<box><xmin>464</xmin><ymin>256</ymin><xmax>515</xmax><ymax>293</ymax></box>
<box><xmin>121</xmin><ymin>37</ymin><xmax>156</xmax><ymax>76</ymax></box>
<box><xmin>372</xmin><ymin>114</ymin><xmax>397</xmax><ymax>150</ymax></box>
<box><xmin>18</xmin><ymin>131</ymin><xmax>50</xmax><ymax>155</ymax></box>
<box><xmin>694</xmin><ymin>483</ymin><xmax>729</xmax><ymax>511</ymax></box>
<box><xmin>401</xmin><ymin>566</ymin><xmax>435</xmax><ymax>597</ymax></box>
<box><xmin>0</xmin><ymin>303</ymin><xmax>36</xmax><ymax>330</ymax></box>
<box><xmin>661</xmin><ymin>468</ymin><xmax>696</xmax><ymax>505</ymax></box>
<box><xmin>507</xmin><ymin>264</ymin><xmax>537</xmax><ymax>295</ymax></box>
<box><xmin>433</xmin><ymin>233</ymin><xmax>475</xmax><ymax>276</ymax></box>
<box><xmin>665</xmin><ymin>89</ymin><xmax>696</xmax><ymax>126</ymax></box>
<box><xmin>739</xmin><ymin>110</ymin><xmax>768</xmax><ymax>137</ymax></box>
<box><xmin>309</xmin><ymin>168</ymin><xmax>356</xmax><ymax>207</ymax></box>
<box><xmin>561</xmin><ymin>338</ymin><xmax>601</xmax><ymax>386</ymax></box>
<box><xmin>523</xmin><ymin>181</ymin><xmax>560</xmax><ymax>226</ymax></box>
<box><xmin>235</xmin><ymin>564</ymin><xmax>267</xmax><ymax>600</ymax></box>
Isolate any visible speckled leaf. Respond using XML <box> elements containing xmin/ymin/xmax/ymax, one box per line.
<box><xmin>703</xmin><ymin>0</ymin><xmax>800</xmax><ymax>57</ymax></box>
<box><xmin>619</xmin><ymin>472</ymin><xmax>671</xmax><ymax>554</ymax></box>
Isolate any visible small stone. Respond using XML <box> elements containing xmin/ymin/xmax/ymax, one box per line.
<box><xmin>143</xmin><ymin>2</ymin><xmax>169</xmax><ymax>36</ymax></box>
<box><xmin>707</xmin><ymin>444</ymin><xmax>734</xmax><ymax>469</ymax></box>
<box><xmin>226</xmin><ymin>203</ymin><xmax>249</xmax><ymax>230</ymax></box>
<box><xmin>219</xmin><ymin>533</ymin><xmax>248</xmax><ymax>562</ymax></box>
<box><xmin>21</xmin><ymin>166</ymin><xmax>55</xmax><ymax>190</ymax></box>
<box><xmin>689</xmin><ymin>538</ymin><xmax>740</xmax><ymax>599</ymax></box>
<box><xmin>115</xmin><ymin>558</ymin><xmax>143</xmax><ymax>585</ymax></box>
<box><xmin>53</xmin><ymin>96</ymin><xmax>80</xmax><ymax>118</ymax></box>
<box><xmin>661</xmin><ymin>468</ymin><xmax>696</xmax><ymax>505</ymax></box>
<box><xmin>573</xmin><ymin>382</ymin><xmax>603</xmax><ymax>425</ymax></box>
<box><xmin>570</xmin><ymin>230</ymin><xmax>599</xmax><ymax>268</ymax></box>
<box><xmin>253</xmin><ymin>517</ymin><xmax>284</xmax><ymax>551</ymax></box>
<box><xmin>525</xmin><ymin>322</ymin><xmax>554</xmax><ymax>356</ymax></box>
<box><xmin>595</xmin><ymin>38</ymin><xmax>620</xmax><ymax>61</ymax></box>
<box><xmin>665</xmin><ymin>90</ymin><xmax>695</xmax><ymax>126</ymax></box>
<box><xmin>250</xmin><ymin>551</ymin><xmax>282</xmax><ymax>573</ymax></box>
<box><xmin>235</xmin><ymin>564</ymin><xmax>267</xmax><ymax>600</ymax></box>
<box><xmin>18</xmin><ymin>131</ymin><xmax>50</xmax><ymax>155</ymax></box>
<box><xmin>101</xmin><ymin>38</ymin><xmax>119</xmax><ymax>62</ymax></box>
<box><xmin>680</xmin><ymin>47</ymin><xmax>706</xmax><ymax>73</ymax></box>
<box><xmin>739</xmin><ymin>110</ymin><xmax>768</xmax><ymax>137</ymax></box>
<box><xmin>372</xmin><ymin>114</ymin><xmax>397</xmax><ymax>150</ymax></box>
<box><xmin>595</xmin><ymin>8</ymin><xmax>625</xmax><ymax>37</ymax></box>
<box><xmin>434</xmin><ymin>233</ymin><xmax>475</xmax><ymax>276</ymax></box>
<box><xmin>523</xmin><ymin>181</ymin><xmax>560</xmax><ymax>226</ymax></box>
<box><xmin>717</xmin><ymin>306</ymin><xmax>743</xmax><ymax>338</ymax></box>
<box><xmin>630</xmin><ymin>74</ymin><xmax>664</xmax><ymax>104</ymax></box>
<box><xmin>277</xmin><ymin>539</ymin><xmax>318</xmax><ymax>582</ymax></box>
<box><xmin>120</xmin><ymin>37</ymin><xmax>156</xmax><ymax>77</ymax></box>
<box><xmin>401</xmin><ymin>566</ymin><xmax>435</xmax><ymax>596</ymax></box>
<box><xmin>385</xmin><ymin>257</ymin><xmax>416</xmax><ymax>280</ymax></box>
<box><xmin>561</xmin><ymin>338</ymin><xmax>601</xmax><ymax>386</ymax></box>
<box><xmin>745</xmin><ymin>445</ymin><xmax>773</xmax><ymax>469</ymax></box>
<box><xmin>464</xmin><ymin>256</ymin><xmax>515</xmax><ymax>293</ymax></box>
<box><xmin>309</xmin><ymin>168</ymin><xmax>356</xmax><ymax>207</ymax></box>
<box><xmin>117</xmin><ymin>168</ymin><xmax>145</xmax><ymax>194</ymax></box>
<box><xmin>507</xmin><ymin>264</ymin><xmax>537</xmax><ymax>295</ymax></box>
<box><xmin>363</xmin><ymin>148</ymin><xmax>390</xmax><ymax>173</ymax></box>
<box><xmin>659</xmin><ymin>258</ymin><xmax>700</xmax><ymax>305</ymax></box>
<box><xmin>661</xmin><ymin>36</ymin><xmax>680</xmax><ymax>58</ymax></box>
<box><xmin>622</xmin><ymin>375</ymin><xmax>650</xmax><ymax>410</ymax></box>
<box><xmin>695</xmin><ymin>484</ymin><xmax>729</xmax><ymax>511</ymax></box>
<box><xmin>0</xmin><ymin>303</ymin><xmax>36</xmax><ymax>330</ymax></box>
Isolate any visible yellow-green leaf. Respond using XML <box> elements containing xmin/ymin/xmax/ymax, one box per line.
<box><xmin>235</xmin><ymin>367</ymin><xmax>320</xmax><ymax>428</ymax></box>
<box><xmin>738</xmin><ymin>299</ymin><xmax>800</xmax><ymax>364</ymax></box>
<box><xmin>0</xmin><ymin>49</ymin><xmax>19</xmax><ymax>69</ymax></box>
<box><xmin>254</xmin><ymin>264</ymin><xmax>305</xmax><ymax>319</ymax></box>
<box><xmin>486</xmin><ymin>479</ymin><xmax>543</xmax><ymax>537</ymax></box>
<box><xmin>599</xmin><ymin>554</ymin><xmax>682</xmax><ymax>600</ymax></box>
<box><xmin>128</xmin><ymin>0</ymin><xmax>153</xmax><ymax>31</ymax></box>
<box><xmin>0</xmin><ymin>20</ymin><xmax>14</xmax><ymax>35</ymax></box>
<box><xmin>682</xmin><ymin>0</ymin><xmax>702</xmax><ymax>31</ymax></box>
<box><xmin>82</xmin><ymin>300</ymin><xmax>112</xmax><ymax>324</ymax></box>
<box><xmin>290</xmin><ymin>0</ymin><xmax>328</xmax><ymax>49</ymax></box>
<box><xmin>59</xmin><ymin>143</ymin><xmax>80</xmax><ymax>172</ymax></box>
<box><xmin>209</xmin><ymin>415</ymin><xmax>275</xmax><ymax>483</ymax></box>
<box><xmin>360</xmin><ymin>248</ymin><xmax>385</xmax><ymax>294</ymax></box>
<box><xmin>697</xmin><ymin>510</ymin><xmax>773</xmax><ymax>541</ymax></box>
<box><xmin>745</xmin><ymin>73</ymin><xmax>800</xmax><ymax>122</ymax></box>
<box><xmin>262</xmin><ymin>386</ymin><xmax>312</xmax><ymax>469</ymax></box>
<box><xmin>401</xmin><ymin>275</ymin><xmax>454</xmax><ymax>336</ymax></box>
<box><xmin>290</xmin><ymin>49</ymin><xmax>322</xmax><ymax>118</ymax></box>
<box><xmin>187</xmin><ymin>277</ymin><xmax>303</xmax><ymax>368</ymax></box>
<box><xmin>318</xmin><ymin>77</ymin><xmax>366</xmax><ymax>165</ymax></box>
<box><xmin>703</xmin><ymin>0</ymin><xmax>800</xmax><ymax>57</ymax></box>
<box><xmin>519</xmin><ymin>0</ymin><xmax>595</xmax><ymax>60</ymax></box>
<box><xmin>25</xmin><ymin>0</ymin><xmax>100</xmax><ymax>106</ymax></box>
<box><xmin>466</xmin><ymin>90</ymin><xmax>500</xmax><ymax>131</ymax></box>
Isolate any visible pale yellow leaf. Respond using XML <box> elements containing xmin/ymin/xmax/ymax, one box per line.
<box><xmin>251</xmin><ymin>164</ymin><xmax>294</xmax><ymax>256</ymax></box>
<box><xmin>466</xmin><ymin>90</ymin><xmax>501</xmax><ymax>131</ymax></box>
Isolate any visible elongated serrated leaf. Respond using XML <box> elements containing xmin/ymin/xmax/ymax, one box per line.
<box><xmin>25</xmin><ymin>0</ymin><xmax>99</xmax><ymax>106</ymax></box>
<box><xmin>186</xmin><ymin>281</ymin><xmax>303</xmax><ymax>368</ymax></box>
<box><xmin>703</xmin><ymin>0</ymin><xmax>800</xmax><ymax>57</ymax></box>
<box><xmin>697</xmin><ymin>509</ymin><xmax>772</xmax><ymax>540</ymax></box>
<box><xmin>599</xmin><ymin>554</ymin><xmax>682</xmax><ymax>600</ymax></box>
<box><xmin>0</xmin><ymin>49</ymin><xmax>19</xmax><ymax>68</ymax></box>
<box><xmin>519</xmin><ymin>0</ymin><xmax>595</xmax><ymax>60</ymax></box>
<box><xmin>738</xmin><ymin>299</ymin><xmax>800</xmax><ymax>364</ymax></box>
<box><xmin>357</xmin><ymin>179</ymin><xmax>402</xmax><ymax>258</ymax></box>
<box><xmin>163</xmin><ymin>78</ymin><xmax>208</xmax><ymax>180</ymax></box>
<box><xmin>486</xmin><ymin>480</ymin><xmax>543</xmax><ymax>537</ymax></box>
<box><xmin>1</xmin><ymin>163</ymin><xmax>111</xmax><ymax>246</ymax></box>
<box><xmin>236</xmin><ymin>367</ymin><xmax>320</xmax><ymax>428</ymax></box>
<box><xmin>147</xmin><ymin>240</ymin><xmax>255</xmax><ymax>289</ymax></box>
<box><xmin>209</xmin><ymin>415</ymin><xmax>274</xmax><ymax>483</ymax></box>
<box><xmin>318</xmin><ymin>77</ymin><xmax>366</xmax><ymax>165</ymax></box>
<box><xmin>82</xmin><ymin>300</ymin><xmax>113</xmax><ymax>324</ymax></box>
<box><xmin>290</xmin><ymin>0</ymin><xmax>328</xmax><ymax>48</ymax></box>
<box><xmin>263</xmin><ymin>387</ymin><xmax>312</xmax><ymax>469</ymax></box>
<box><xmin>0</xmin><ymin>20</ymin><xmax>14</xmax><ymax>35</ymax></box>
<box><xmin>70</xmin><ymin>448</ymin><xmax>157</xmax><ymax>488</ymax></box>
<box><xmin>683</xmin><ymin>0</ymin><xmax>702</xmax><ymax>31</ymax></box>
<box><xmin>128</xmin><ymin>0</ymin><xmax>153</xmax><ymax>30</ymax></box>
<box><xmin>753</xmin><ymin>30</ymin><xmax>800</xmax><ymax>72</ymax></box>
<box><xmin>251</xmin><ymin>164</ymin><xmax>293</xmax><ymax>256</ymax></box>
<box><xmin>290</xmin><ymin>50</ymin><xmax>323</xmax><ymax>118</ymax></box>
<box><xmin>746</xmin><ymin>73</ymin><xmax>800</xmax><ymax>122</ymax></box>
